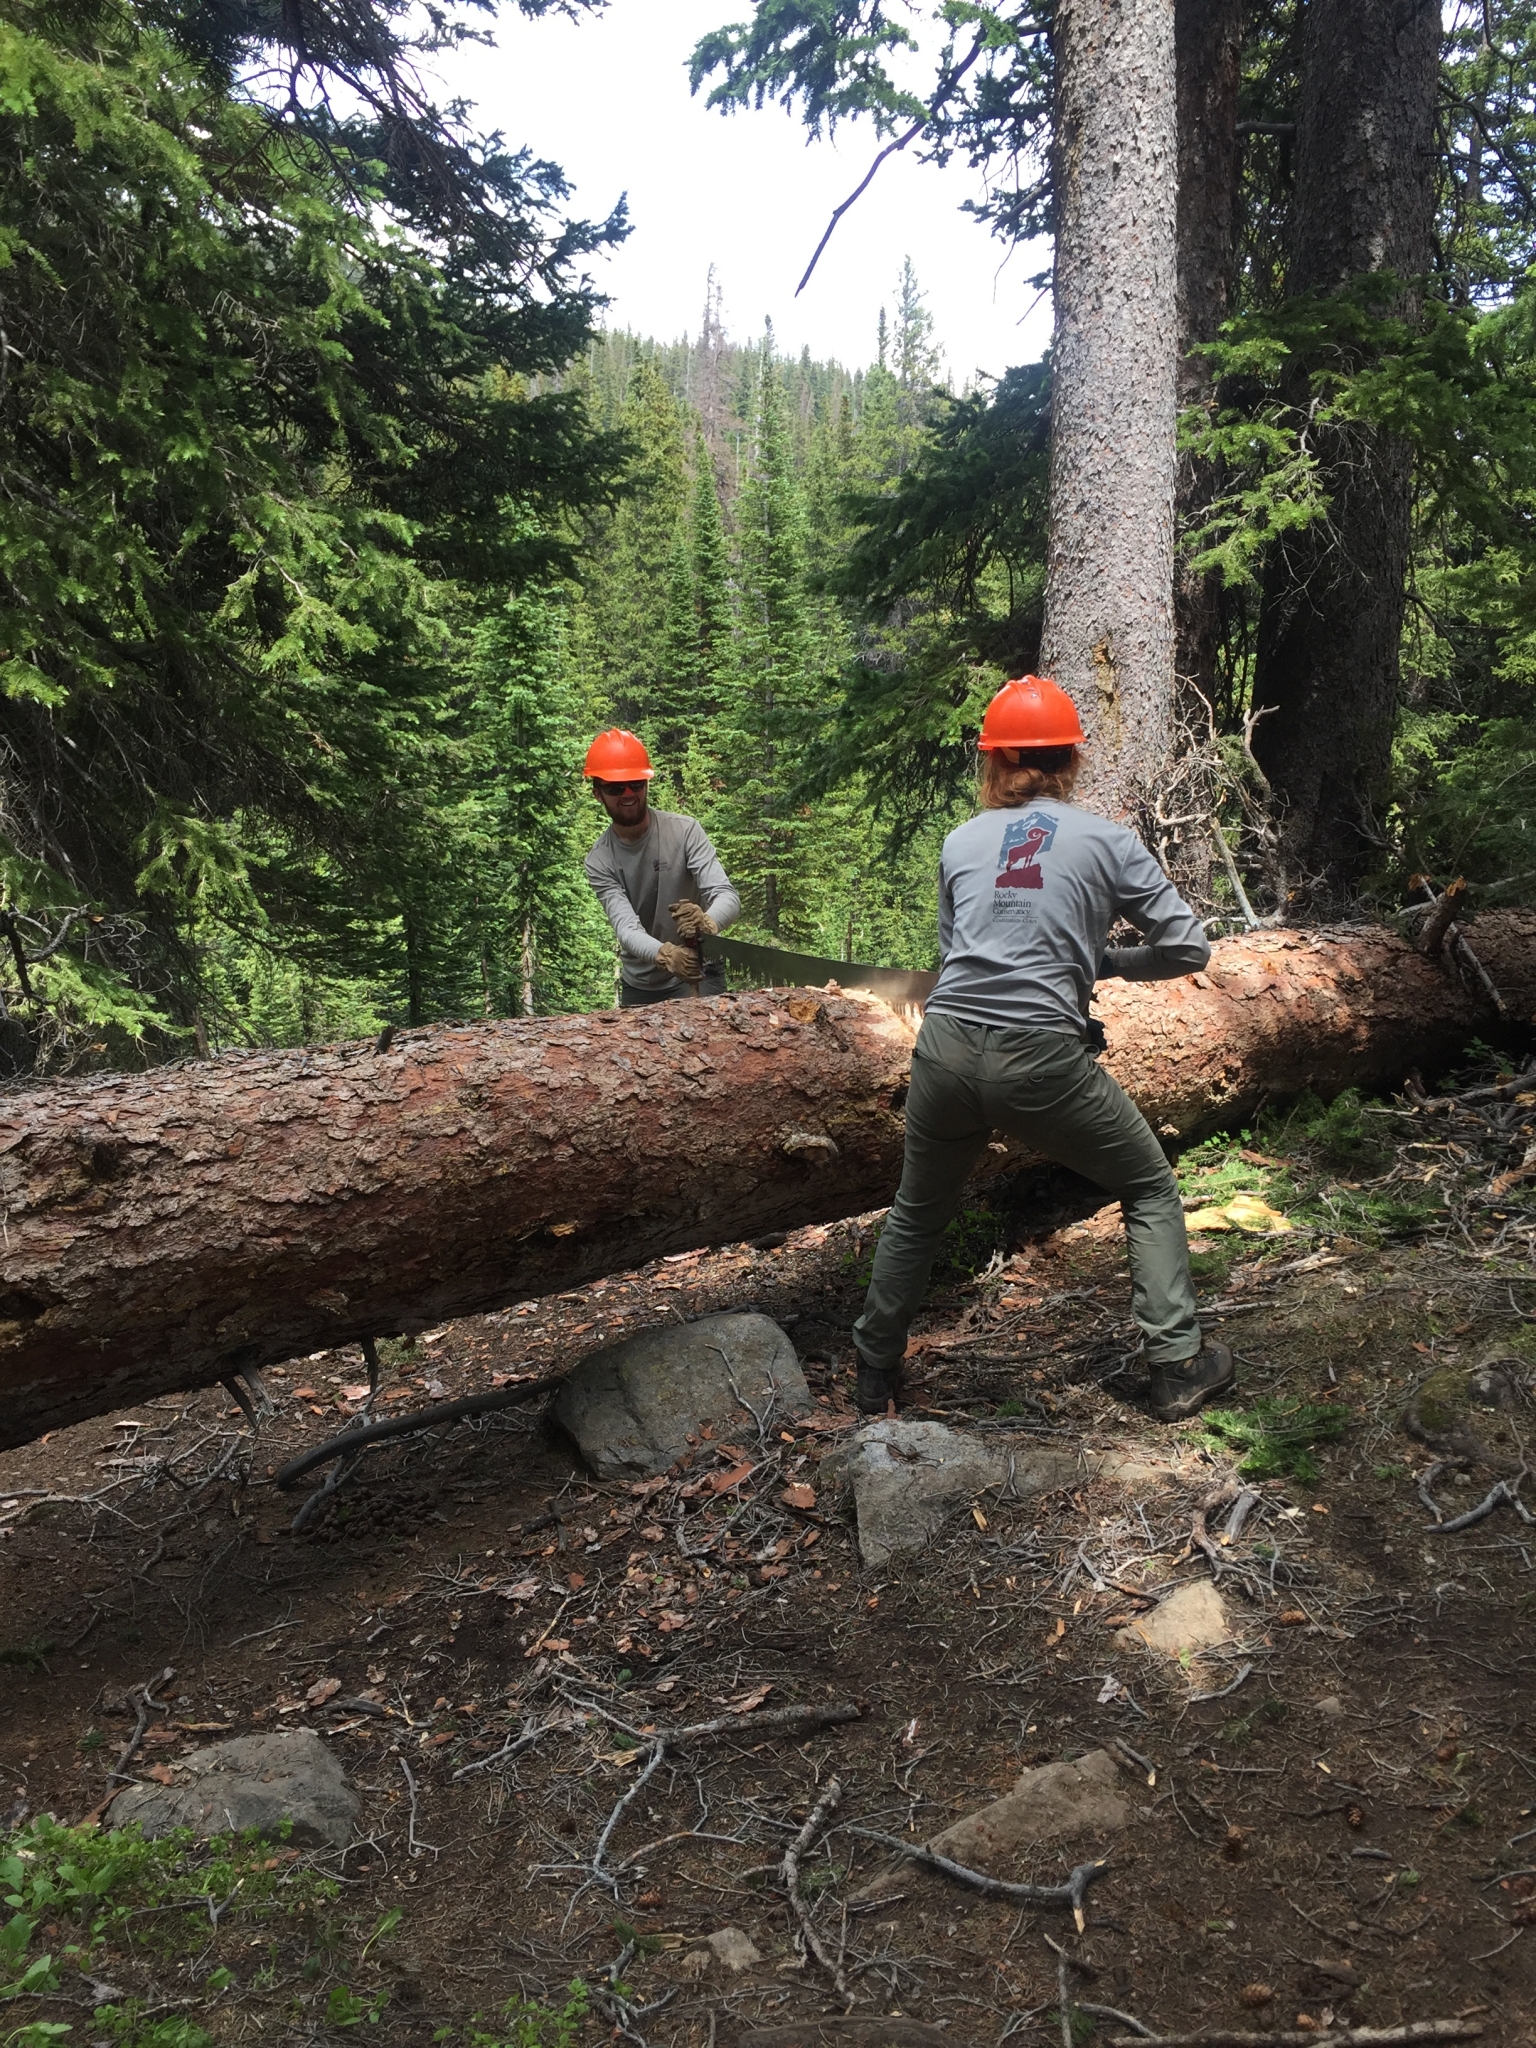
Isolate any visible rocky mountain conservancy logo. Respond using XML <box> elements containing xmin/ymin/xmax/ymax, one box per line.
<box><xmin>994</xmin><ymin>810</ymin><xmax>1058</xmax><ymax>891</ymax></box>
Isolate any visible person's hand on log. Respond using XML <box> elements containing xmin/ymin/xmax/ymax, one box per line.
<box><xmin>669</xmin><ymin>901</ymin><xmax>718</xmax><ymax>942</ymax></box>
<box><xmin>656</xmin><ymin>941</ymin><xmax>702</xmax><ymax>981</ymax></box>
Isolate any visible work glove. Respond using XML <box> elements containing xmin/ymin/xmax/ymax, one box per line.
<box><xmin>669</xmin><ymin>900</ymin><xmax>718</xmax><ymax>941</ymax></box>
<box><xmin>656</xmin><ymin>941</ymin><xmax>702</xmax><ymax>981</ymax></box>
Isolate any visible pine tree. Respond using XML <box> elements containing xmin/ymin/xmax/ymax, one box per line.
<box><xmin>471</xmin><ymin>586</ymin><xmax>613</xmax><ymax>1017</ymax></box>
<box><xmin>692</xmin><ymin>431</ymin><xmax>736</xmax><ymax>702</ymax></box>
<box><xmin>584</xmin><ymin>359</ymin><xmax>690</xmax><ymax>734</ymax></box>
<box><xmin>710</xmin><ymin>360</ymin><xmax>829</xmax><ymax>939</ymax></box>
<box><xmin>656</xmin><ymin>522</ymin><xmax>702</xmax><ymax>794</ymax></box>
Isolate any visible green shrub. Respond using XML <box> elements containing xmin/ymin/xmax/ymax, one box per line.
<box><xmin>1199</xmin><ymin>1397</ymin><xmax>1352</xmax><ymax>1482</ymax></box>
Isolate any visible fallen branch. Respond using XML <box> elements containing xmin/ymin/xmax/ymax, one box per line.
<box><xmin>845</xmin><ymin>1828</ymin><xmax>1107</xmax><ymax>1930</ymax></box>
<box><xmin>1108</xmin><ymin>2024</ymin><xmax>1484</xmax><ymax>2048</ymax></box>
<box><xmin>780</xmin><ymin>1776</ymin><xmax>847</xmax><ymax>1997</ymax></box>
<box><xmin>1054</xmin><ymin>1937</ymin><xmax>1074</xmax><ymax>2048</ymax></box>
<box><xmin>666</xmin><ymin>1701</ymin><xmax>865</xmax><ymax>1746</ymax></box>
<box><xmin>107</xmin><ymin>1666</ymin><xmax>175</xmax><ymax>1787</ymax></box>
<box><xmin>1081</xmin><ymin>2006</ymin><xmax>1154</xmax><ymax>2040</ymax></box>
<box><xmin>1410</xmin><ymin>876</ymin><xmax>1508</xmax><ymax>1018</ymax></box>
<box><xmin>1187</xmin><ymin>1661</ymin><xmax>1254</xmax><ymax>1704</ymax></box>
<box><xmin>1190</xmin><ymin>1480</ymin><xmax>1243</xmax><ymax>1574</ymax></box>
<box><xmin>275</xmin><ymin>1377</ymin><xmax>562</xmax><ymax>1490</ymax></box>
<box><xmin>396</xmin><ymin>1754</ymin><xmax>438</xmax><ymax>1860</ymax></box>
<box><xmin>1425</xmin><ymin>1470</ymin><xmax>1533</xmax><ymax>1534</ymax></box>
<box><xmin>1418</xmin><ymin>878</ymin><xmax>1467</xmax><ymax>958</ymax></box>
<box><xmin>567</xmin><ymin>1700</ymin><xmax>865</xmax><ymax>1897</ymax></box>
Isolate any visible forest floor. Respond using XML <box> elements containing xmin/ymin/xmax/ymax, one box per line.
<box><xmin>1</xmin><ymin>1066</ymin><xmax>1534</xmax><ymax>2048</ymax></box>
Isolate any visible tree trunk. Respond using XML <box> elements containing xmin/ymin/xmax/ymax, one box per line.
<box><xmin>1174</xmin><ymin>0</ymin><xmax>1243</xmax><ymax>714</ymax></box>
<box><xmin>1041</xmin><ymin>0</ymin><xmax>1179</xmax><ymax>821</ymax></box>
<box><xmin>1249</xmin><ymin>0</ymin><xmax>1440</xmax><ymax>894</ymax></box>
<box><xmin>2</xmin><ymin>916</ymin><xmax>1532</xmax><ymax>1451</ymax></box>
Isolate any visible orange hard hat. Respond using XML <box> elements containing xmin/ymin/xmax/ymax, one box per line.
<box><xmin>584</xmin><ymin>729</ymin><xmax>654</xmax><ymax>781</ymax></box>
<box><xmin>977</xmin><ymin>675</ymin><xmax>1086</xmax><ymax>751</ymax></box>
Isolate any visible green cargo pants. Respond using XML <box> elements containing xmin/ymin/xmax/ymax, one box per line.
<box><xmin>853</xmin><ymin>1012</ymin><xmax>1202</xmax><ymax>1372</ymax></box>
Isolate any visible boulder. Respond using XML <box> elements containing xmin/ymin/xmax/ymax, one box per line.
<box><xmin>852</xmin><ymin>1749</ymin><xmax>1130</xmax><ymax>1904</ymax></box>
<box><xmin>551</xmin><ymin>1312</ymin><xmax>810</xmax><ymax>1480</ymax></box>
<box><xmin>1403</xmin><ymin>1344</ymin><xmax>1529</xmax><ymax>1473</ymax></box>
<box><xmin>109</xmin><ymin>1730</ymin><xmax>357</xmax><ymax>1851</ymax></box>
<box><xmin>1115</xmin><ymin>1579</ymin><xmax>1231</xmax><ymax>1660</ymax></box>
<box><xmin>927</xmin><ymin>1748</ymin><xmax>1131</xmax><ymax>1870</ymax></box>
<box><xmin>705</xmin><ymin>1927</ymin><xmax>761</xmax><ymax>1971</ymax></box>
<box><xmin>819</xmin><ymin>1420</ymin><xmax>1009</xmax><ymax>1566</ymax></box>
<box><xmin>678</xmin><ymin>1926</ymin><xmax>762</xmax><ymax>1978</ymax></box>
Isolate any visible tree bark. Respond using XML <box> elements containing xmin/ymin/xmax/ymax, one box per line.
<box><xmin>1174</xmin><ymin>0</ymin><xmax>1244</xmax><ymax>714</ymax></box>
<box><xmin>1249</xmin><ymin>0</ymin><xmax>1440</xmax><ymax>893</ymax></box>
<box><xmin>2</xmin><ymin>917</ymin><xmax>1533</xmax><ymax>1451</ymax></box>
<box><xmin>1040</xmin><ymin>0</ymin><xmax>1179</xmax><ymax>820</ymax></box>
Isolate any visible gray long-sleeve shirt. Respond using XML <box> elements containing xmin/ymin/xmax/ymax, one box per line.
<box><xmin>584</xmin><ymin>809</ymin><xmax>741</xmax><ymax>994</ymax></box>
<box><xmin>926</xmin><ymin>800</ymin><xmax>1210</xmax><ymax>1038</ymax></box>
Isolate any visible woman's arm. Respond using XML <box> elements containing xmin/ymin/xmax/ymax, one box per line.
<box><xmin>1100</xmin><ymin>840</ymin><xmax>1211</xmax><ymax>981</ymax></box>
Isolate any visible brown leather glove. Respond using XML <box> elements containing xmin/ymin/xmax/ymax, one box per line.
<box><xmin>669</xmin><ymin>900</ymin><xmax>719</xmax><ymax>941</ymax></box>
<box><xmin>656</xmin><ymin>941</ymin><xmax>701</xmax><ymax>981</ymax></box>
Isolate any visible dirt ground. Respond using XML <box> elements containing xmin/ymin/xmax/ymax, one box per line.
<box><xmin>2</xmin><ymin>1072</ymin><xmax>1534</xmax><ymax>2048</ymax></box>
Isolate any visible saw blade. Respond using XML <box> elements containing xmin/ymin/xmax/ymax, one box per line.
<box><xmin>701</xmin><ymin>933</ymin><xmax>939</xmax><ymax>1011</ymax></box>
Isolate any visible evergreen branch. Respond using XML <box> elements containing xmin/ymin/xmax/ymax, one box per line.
<box><xmin>795</xmin><ymin>32</ymin><xmax>985</xmax><ymax>296</ymax></box>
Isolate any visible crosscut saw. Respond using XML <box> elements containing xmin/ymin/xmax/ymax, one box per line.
<box><xmin>700</xmin><ymin>932</ymin><xmax>1109</xmax><ymax>1052</ymax></box>
<box><xmin>700</xmin><ymin>932</ymin><xmax>938</xmax><ymax>1019</ymax></box>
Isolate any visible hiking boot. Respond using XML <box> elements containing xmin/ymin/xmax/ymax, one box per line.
<box><xmin>855</xmin><ymin>1357</ymin><xmax>900</xmax><ymax>1416</ymax></box>
<box><xmin>1147</xmin><ymin>1341</ymin><xmax>1235</xmax><ymax>1423</ymax></box>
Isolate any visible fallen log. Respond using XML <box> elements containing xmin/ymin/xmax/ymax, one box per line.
<box><xmin>1</xmin><ymin>914</ymin><xmax>1532</xmax><ymax>1452</ymax></box>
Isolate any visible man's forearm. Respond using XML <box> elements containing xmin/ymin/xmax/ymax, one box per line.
<box><xmin>703</xmin><ymin>885</ymin><xmax>741</xmax><ymax>932</ymax></box>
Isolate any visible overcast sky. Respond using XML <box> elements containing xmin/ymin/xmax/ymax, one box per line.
<box><xmin>436</xmin><ymin>0</ymin><xmax>1053</xmax><ymax>383</ymax></box>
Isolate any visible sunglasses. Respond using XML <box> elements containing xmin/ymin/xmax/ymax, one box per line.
<box><xmin>598</xmin><ymin>779</ymin><xmax>649</xmax><ymax>794</ymax></box>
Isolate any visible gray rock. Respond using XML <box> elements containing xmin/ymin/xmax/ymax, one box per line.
<box><xmin>551</xmin><ymin>1313</ymin><xmax>809</xmax><ymax>1480</ymax></box>
<box><xmin>928</xmin><ymin>1748</ymin><xmax>1130</xmax><ymax>1868</ymax></box>
<box><xmin>678</xmin><ymin>1926</ymin><xmax>762</xmax><ymax>1979</ymax></box>
<box><xmin>820</xmin><ymin>1420</ymin><xmax>1008</xmax><ymax>1566</ymax></box>
<box><xmin>1114</xmin><ymin>1579</ymin><xmax>1231</xmax><ymax>1660</ymax></box>
<box><xmin>705</xmin><ymin>1927</ymin><xmax>761</xmax><ymax>1971</ymax></box>
<box><xmin>109</xmin><ymin>1730</ymin><xmax>357</xmax><ymax>1851</ymax></box>
<box><xmin>853</xmin><ymin>1749</ymin><xmax>1129</xmax><ymax>1903</ymax></box>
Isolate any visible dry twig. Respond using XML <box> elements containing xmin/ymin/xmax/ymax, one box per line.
<box><xmin>845</xmin><ymin>1829</ymin><xmax>1107</xmax><ymax>1930</ymax></box>
<box><xmin>779</xmin><ymin>1776</ymin><xmax>847</xmax><ymax>1996</ymax></box>
<box><xmin>1108</xmin><ymin>2025</ymin><xmax>1483</xmax><ymax>2048</ymax></box>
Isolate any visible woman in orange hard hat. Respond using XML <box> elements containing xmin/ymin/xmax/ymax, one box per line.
<box><xmin>851</xmin><ymin>675</ymin><xmax>1235</xmax><ymax>1424</ymax></box>
<box><xmin>581</xmin><ymin>730</ymin><xmax>741</xmax><ymax>1005</ymax></box>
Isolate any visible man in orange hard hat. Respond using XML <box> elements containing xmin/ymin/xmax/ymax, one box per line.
<box><xmin>582</xmin><ymin>729</ymin><xmax>741</xmax><ymax>1005</ymax></box>
<box><xmin>851</xmin><ymin>675</ymin><xmax>1235</xmax><ymax>1426</ymax></box>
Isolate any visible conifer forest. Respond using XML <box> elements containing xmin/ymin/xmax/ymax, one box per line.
<box><xmin>4</xmin><ymin>2</ymin><xmax>1536</xmax><ymax>2045</ymax></box>
<box><xmin>4</xmin><ymin>0</ymin><xmax>1534</xmax><ymax>1065</ymax></box>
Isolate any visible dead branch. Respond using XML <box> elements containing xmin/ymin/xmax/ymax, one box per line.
<box><xmin>1424</xmin><ymin>1470</ymin><xmax>1533</xmax><ymax>1534</ymax></box>
<box><xmin>780</xmin><ymin>1776</ymin><xmax>847</xmax><ymax>1996</ymax></box>
<box><xmin>275</xmin><ymin>1376</ymin><xmax>563</xmax><ymax>1489</ymax></box>
<box><xmin>397</xmin><ymin>1754</ymin><xmax>438</xmax><ymax>1860</ymax></box>
<box><xmin>1108</xmin><ymin>2024</ymin><xmax>1484</xmax><ymax>2047</ymax></box>
<box><xmin>1418</xmin><ymin>878</ymin><xmax>1467</xmax><ymax>957</ymax></box>
<box><xmin>1081</xmin><ymin>2007</ymin><xmax>1155</xmax><ymax>2040</ymax></box>
<box><xmin>107</xmin><ymin>1666</ymin><xmax>175</xmax><ymax>1787</ymax></box>
<box><xmin>845</xmin><ymin>1829</ymin><xmax>1108</xmax><ymax>1930</ymax></box>
<box><xmin>1409</xmin><ymin>876</ymin><xmax>1508</xmax><ymax>1016</ymax></box>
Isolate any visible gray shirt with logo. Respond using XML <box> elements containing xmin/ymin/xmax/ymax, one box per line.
<box><xmin>584</xmin><ymin>809</ymin><xmax>741</xmax><ymax>993</ymax></box>
<box><xmin>926</xmin><ymin>800</ymin><xmax>1210</xmax><ymax>1037</ymax></box>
